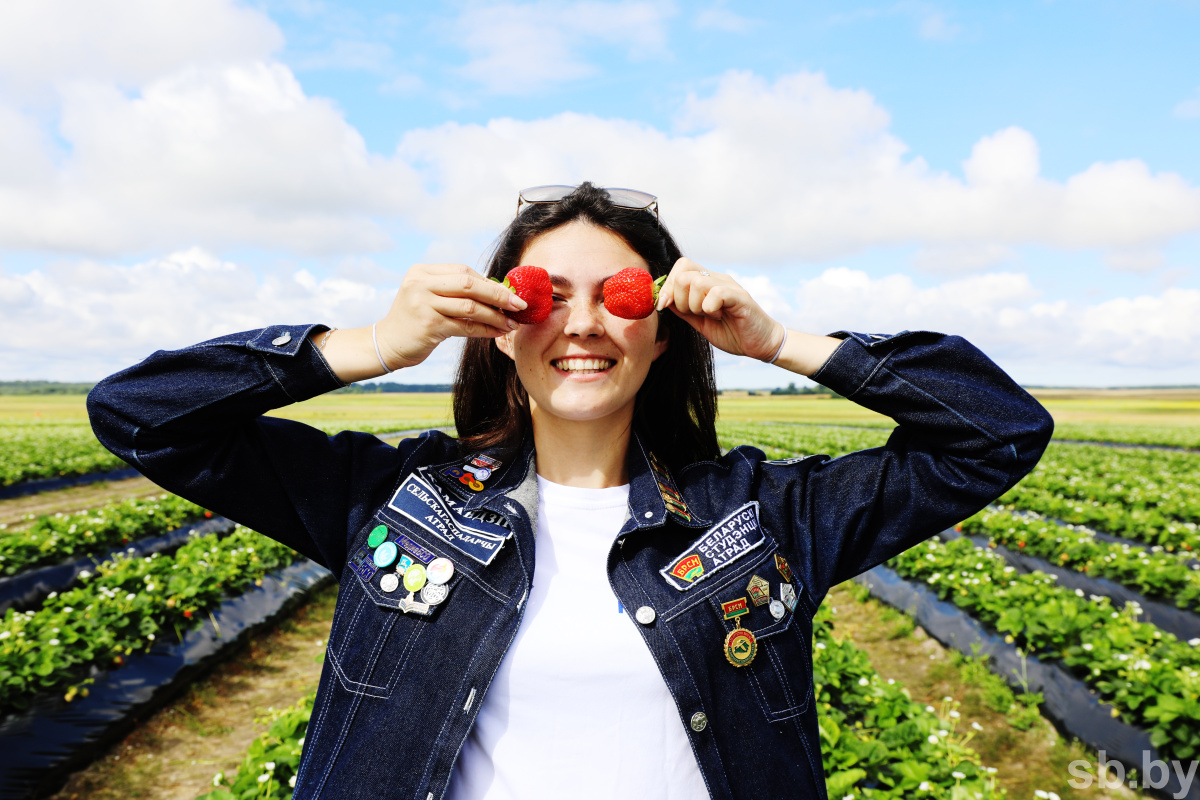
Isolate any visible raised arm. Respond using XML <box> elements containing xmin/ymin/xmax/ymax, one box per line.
<box><xmin>86</xmin><ymin>263</ymin><xmax>528</xmax><ymax>570</ymax></box>
<box><xmin>660</xmin><ymin>258</ymin><xmax>1054</xmax><ymax>603</ymax></box>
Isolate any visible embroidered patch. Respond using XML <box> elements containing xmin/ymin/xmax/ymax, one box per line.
<box><xmin>669</xmin><ymin>554</ymin><xmax>704</xmax><ymax>582</ymax></box>
<box><xmin>659</xmin><ymin>501</ymin><xmax>766</xmax><ymax>591</ymax></box>
<box><xmin>649</xmin><ymin>452</ymin><xmax>692</xmax><ymax>522</ymax></box>
<box><xmin>388</xmin><ymin>474</ymin><xmax>505</xmax><ymax>566</ymax></box>
<box><xmin>418</xmin><ymin>466</ymin><xmax>513</xmax><ymax>539</ymax></box>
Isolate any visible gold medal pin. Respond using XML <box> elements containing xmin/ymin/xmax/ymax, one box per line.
<box><xmin>720</xmin><ymin>597</ymin><xmax>757</xmax><ymax>668</ymax></box>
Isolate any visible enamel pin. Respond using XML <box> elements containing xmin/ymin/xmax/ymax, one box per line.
<box><xmin>721</xmin><ymin>597</ymin><xmax>757</xmax><ymax>668</ymax></box>
<box><xmin>774</xmin><ymin>554</ymin><xmax>794</xmax><ymax>584</ymax></box>
<box><xmin>747</xmin><ymin>574</ymin><xmax>770</xmax><ymax>607</ymax></box>
<box><xmin>780</xmin><ymin>583</ymin><xmax>797</xmax><ymax>613</ymax></box>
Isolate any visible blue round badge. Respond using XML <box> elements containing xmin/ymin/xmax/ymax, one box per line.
<box><xmin>373</xmin><ymin>541</ymin><xmax>398</xmax><ymax>568</ymax></box>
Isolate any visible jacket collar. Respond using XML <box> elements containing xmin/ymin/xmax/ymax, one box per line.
<box><xmin>427</xmin><ymin>429</ymin><xmax>708</xmax><ymax>529</ymax></box>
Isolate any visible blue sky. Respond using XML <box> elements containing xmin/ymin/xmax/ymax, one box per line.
<box><xmin>2</xmin><ymin>0</ymin><xmax>1198</xmax><ymax>387</ymax></box>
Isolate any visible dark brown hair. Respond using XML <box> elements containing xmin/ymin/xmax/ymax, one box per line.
<box><xmin>452</xmin><ymin>182</ymin><xmax>719</xmax><ymax>471</ymax></box>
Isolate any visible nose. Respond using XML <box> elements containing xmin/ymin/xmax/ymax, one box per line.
<box><xmin>562</xmin><ymin>296</ymin><xmax>605</xmax><ymax>339</ymax></box>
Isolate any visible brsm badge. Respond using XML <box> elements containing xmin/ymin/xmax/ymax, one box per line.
<box><xmin>670</xmin><ymin>554</ymin><xmax>704</xmax><ymax>582</ymax></box>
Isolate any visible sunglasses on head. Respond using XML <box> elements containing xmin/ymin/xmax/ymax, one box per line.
<box><xmin>516</xmin><ymin>185</ymin><xmax>659</xmax><ymax>222</ymax></box>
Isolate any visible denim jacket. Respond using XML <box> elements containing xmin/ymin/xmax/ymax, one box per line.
<box><xmin>87</xmin><ymin>325</ymin><xmax>1052</xmax><ymax>800</ymax></box>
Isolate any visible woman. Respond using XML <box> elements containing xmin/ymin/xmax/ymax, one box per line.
<box><xmin>88</xmin><ymin>182</ymin><xmax>1053</xmax><ymax>800</ymax></box>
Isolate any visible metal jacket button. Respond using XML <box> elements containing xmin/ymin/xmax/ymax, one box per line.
<box><xmin>271</xmin><ymin>332</ymin><xmax>292</xmax><ymax>346</ymax></box>
<box><xmin>690</xmin><ymin>712</ymin><xmax>707</xmax><ymax>732</ymax></box>
<box><xmin>635</xmin><ymin>606</ymin><xmax>656</xmax><ymax>625</ymax></box>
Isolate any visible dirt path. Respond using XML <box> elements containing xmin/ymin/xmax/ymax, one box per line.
<box><xmin>50</xmin><ymin>582</ymin><xmax>338</xmax><ymax>800</ymax></box>
<box><xmin>0</xmin><ymin>475</ymin><xmax>164</xmax><ymax>529</ymax></box>
<box><xmin>824</xmin><ymin>582</ymin><xmax>1136</xmax><ymax>800</ymax></box>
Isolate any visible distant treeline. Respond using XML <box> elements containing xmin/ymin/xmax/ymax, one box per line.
<box><xmin>334</xmin><ymin>382</ymin><xmax>454</xmax><ymax>394</ymax></box>
<box><xmin>0</xmin><ymin>381</ymin><xmax>95</xmax><ymax>395</ymax></box>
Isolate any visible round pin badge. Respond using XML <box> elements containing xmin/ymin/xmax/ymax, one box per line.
<box><xmin>724</xmin><ymin>627</ymin><xmax>757</xmax><ymax>668</ymax></box>
<box><xmin>379</xmin><ymin>573</ymin><xmax>400</xmax><ymax>593</ymax></box>
<box><xmin>373</xmin><ymin>541</ymin><xmax>398</xmax><ymax>568</ymax></box>
<box><xmin>420</xmin><ymin>582</ymin><xmax>449</xmax><ymax>605</ymax></box>
<box><xmin>769</xmin><ymin>599</ymin><xmax>786</xmax><ymax>620</ymax></box>
<box><xmin>367</xmin><ymin>525</ymin><xmax>388</xmax><ymax>548</ymax></box>
<box><xmin>427</xmin><ymin>558</ymin><xmax>455</xmax><ymax>585</ymax></box>
<box><xmin>403</xmin><ymin>563</ymin><xmax>428</xmax><ymax>593</ymax></box>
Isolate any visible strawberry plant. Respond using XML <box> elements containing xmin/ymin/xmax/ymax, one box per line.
<box><xmin>0</xmin><ymin>494</ymin><xmax>209</xmax><ymax>576</ymax></box>
<box><xmin>889</xmin><ymin>536</ymin><xmax>1200</xmax><ymax>761</ymax></box>
<box><xmin>960</xmin><ymin>508</ymin><xmax>1200</xmax><ymax>610</ymax></box>
<box><xmin>0</xmin><ymin>422</ymin><xmax>127</xmax><ymax>487</ymax></box>
<box><xmin>0</xmin><ymin>526</ymin><xmax>298</xmax><ymax>712</ymax></box>
<box><xmin>198</xmin><ymin>692</ymin><xmax>314</xmax><ymax>800</ymax></box>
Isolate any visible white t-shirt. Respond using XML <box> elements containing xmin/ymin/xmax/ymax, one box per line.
<box><xmin>445</xmin><ymin>476</ymin><xmax>708</xmax><ymax>800</ymax></box>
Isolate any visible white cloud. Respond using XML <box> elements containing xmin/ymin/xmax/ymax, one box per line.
<box><xmin>911</xmin><ymin>244</ymin><xmax>1014</xmax><ymax>274</ymax></box>
<box><xmin>451</xmin><ymin>1</ymin><xmax>673</xmax><ymax>94</ymax></box>
<box><xmin>0</xmin><ymin>62</ymin><xmax>419</xmax><ymax>255</ymax></box>
<box><xmin>398</xmin><ymin>72</ymin><xmax>1200</xmax><ymax>266</ymax></box>
<box><xmin>1174</xmin><ymin>87</ymin><xmax>1200</xmax><ymax>120</ymax></box>
<box><xmin>0</xmin><ymin>0</ymin><xmax>282</xmax><ymax>99</ymax></box>
<box><xmin>1104</xmin><ymin>249</ymin><xmax>1165</xmax><ymax>274</ymax></box>
<box><xmin>784</xmin><ymin>267</ymin><xmax>1200</xmax><ymax>371</ymax></box>
<box><xmin>1</xmin><ymin>248</ymin><xmax>454</xmax><ymax>383</ymax></box>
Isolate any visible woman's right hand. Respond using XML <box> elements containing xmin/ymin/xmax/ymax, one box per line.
<box><xmin>311</xmin><ymin>263</ymin><xmax>526</xmax><ymax>384</ymax></box>
<box><xmin>378</xmin><ymin>263</ymin><xmax>526</xmax><ymax>370</ymax></box>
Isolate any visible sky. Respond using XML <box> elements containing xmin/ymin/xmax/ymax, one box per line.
<box><xmin>2</xmin><ymin>0</ymin><xmax>1199</xmax><ymax>389</ymax></box>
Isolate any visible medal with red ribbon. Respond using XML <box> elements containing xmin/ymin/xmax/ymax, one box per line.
<box><xmin>720</xmin><ymin>597</ymin><xmax>757</xmax><ymax>667</ymax></box>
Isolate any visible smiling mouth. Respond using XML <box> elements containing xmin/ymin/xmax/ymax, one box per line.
<box><xmin>552</xmin><ymin>357</ymin><xmax>616</xmax><ymax>374</ymax></box>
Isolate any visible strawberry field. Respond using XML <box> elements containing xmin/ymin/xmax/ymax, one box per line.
<box><xmin>0</xmin><ymin>390</ymin><xmax>1198</xmax><ymax>799</ymax></box>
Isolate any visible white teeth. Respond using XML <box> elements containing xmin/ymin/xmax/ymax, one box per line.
<box><xmin>554</xmin><ymin>358</ymin><xmax>614</xmax><ymax>372</ymax></box>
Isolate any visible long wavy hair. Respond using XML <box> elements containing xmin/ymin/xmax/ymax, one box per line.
<box><xmin>452</xmin><ymin>182</ymin><xmax>719</xmax><ymax>471</ymax></box>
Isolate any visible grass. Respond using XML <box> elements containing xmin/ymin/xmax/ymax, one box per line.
<box><xmin>5</xmin><ymin>386</ymin><xmax>1197</xmax><ymax>432</ymax></box>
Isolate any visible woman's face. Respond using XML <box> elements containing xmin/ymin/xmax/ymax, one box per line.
<box><xmin>495</xmin><ymin>221</ymin><xmax>668</xmax><ymax>428</ymax></box>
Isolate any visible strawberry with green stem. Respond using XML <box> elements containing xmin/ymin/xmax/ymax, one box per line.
<box><xmin>492</xmin><ymin>265</ymin><xmax>553</xmax><ymax>324</ymax></box>
<box><xmin>603</xmin><ymin>268</ymin><xmax>667</xmax><ymax>320</ymax></box>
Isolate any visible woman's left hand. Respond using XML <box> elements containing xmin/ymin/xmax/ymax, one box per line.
<box><xmin>656</xmin><ymin>258</ymin><xmax>784</xmax><ymax>361</ymax></box>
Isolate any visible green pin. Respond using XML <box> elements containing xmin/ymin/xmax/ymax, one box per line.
<box><xmin>368</xmin><ymin>525</ymin><xmax>388</xmax><ymax>548</ymax></box>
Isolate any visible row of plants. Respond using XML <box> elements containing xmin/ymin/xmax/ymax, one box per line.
<box><xmin>724</xmin><ymin>423</ymin><xmax>1200</xmax><ymax>551</ymax></box>
<box><xmin>196</xmin><ymin>601</ymin><xmax>1004</xmax><ymax>800</ymax></box>
<box><xmin>889</xmin><ymin>535</ymin><xmax>1200</xmax><ymax>761</ymax></box>
<box><xmin>0</xmin><ymin>525</ymin><xmax>298</xmax><ymax>713</ymax></box>
<box><xmin>0</xmin><ymin>422</ymin><xmax>127</xmax><ymax>487</ymax></box>
<box><xmin>1053</xmin><ymin>422</ymin><xmax>1200</xmax><ymax>451</ymax></box>
<box><xmin>717</xmin><ymin>421</ymin><xmax>891</xmax><ymax>461</ymax></box>
<box><xmin>960</xmin><ymin>507</ymin><xmax>1200</xmax><ymax>610</ymax></box>
<box><xmin>0</xmin><ymin>417</ymin><xmax>450</xmax><ymax>493</ymax></box>
<box><xmin>0</xmin><ymin>493</ymin><xmax>210</xmax><ymax>576</ymax></box>
<box><xmin>1002</xmin><ymin>441</ymin><xmax>1200</xmax><ymax>527</ymax></box>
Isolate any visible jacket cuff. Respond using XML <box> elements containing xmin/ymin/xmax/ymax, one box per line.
<box><xmin>809</xmin><ymin>330</ymin><xmax>941</xmax><ymax>399</ymax></box>
<box><xmin>244</xmin><ymin>323</ymin><xmax>347</xmax><ymax>401</ymax></box>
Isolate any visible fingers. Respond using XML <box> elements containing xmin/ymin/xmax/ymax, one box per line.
<box><xmin>427</xmin><ymin>294</ymin><xmax>516</xmax><ymax>334</ymax></box>
<box><xmin>411</xmin><ymin>264</ymin><xmax>527</xmax><ymax>312</ymax></box>
<box><xmin>441</xmin><ymin>316</ymin><xmax>511</xmax><ymax>339</ymax></box>
<box><xmin>659</xmin><ymin>259</ymin><xmax>745</xmax><ymax>318</ymax></box>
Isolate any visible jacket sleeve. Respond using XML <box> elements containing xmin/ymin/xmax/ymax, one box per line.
<box><xmin>756</xmin><ymin>330</ymin><xmax>1053</xmax><ymax>606</ymax></box>
<box><xmin>86</xmin><ymin>323</ymin><xmax>417</xmax><ymax>572</ymax></box>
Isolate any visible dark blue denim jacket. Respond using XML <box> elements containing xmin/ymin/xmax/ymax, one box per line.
<box><xmin>87</xmin><ymin>325</ymin><xmax>1052</xmax><ymax>800</ymax></box>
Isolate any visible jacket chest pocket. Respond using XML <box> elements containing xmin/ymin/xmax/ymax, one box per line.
<box><xmin>326</xmin><ymin>519</ymin><xmax>463</xmax><ymax>698</ymax></box>
<box><xmin>708</xmin><ymin>570</ymin><xmax>812</xmax><ymax>722</ymax></box>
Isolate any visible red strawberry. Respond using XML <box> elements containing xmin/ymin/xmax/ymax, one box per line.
<box><xmin>603</xmin><ymin>269</ymin><xmax>666</xmax><ymax>319</ymax></box>
<box><xmin>495</xmin><ymin>265</ymin><xmax>552</xmax><ymax>324</ymax></box>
